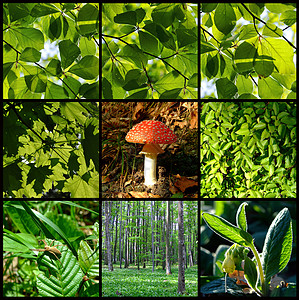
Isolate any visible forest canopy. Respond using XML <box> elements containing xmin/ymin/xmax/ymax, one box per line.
<box><xmin>3</xmin><ymin>102</ymin><xmax>99</xmax><ymax>198</ymax></box>
<box><xmin>200</xmin><ymin>3</ymin><xmax>296</xmax><ymax>99</ymax></box>
<box><xmin>102</xmin><ymin>3</ymin><xmax>198</xmax><ymax>99</ymax></box>
<box><xmin>3</xmin><ymin>3</ymin><xmax>99</xmax><ymax>99</ymax></box>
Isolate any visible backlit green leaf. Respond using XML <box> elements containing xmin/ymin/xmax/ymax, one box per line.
<box><xmin>68</xmin><ymin>55</ymin><xmax>99</xmax><ymax>80</ymax></box>
<box><xmin>262</xmin><ymin>208</ymin><xmax>292</xmax><ymax>283</ymax></box>
<box><xmin>58</xmin><ymin>40</ymin><xmax>81</xmax><ymax>69</ymax></box>
<box><xmin>214</xmin><ymin>3</ymin><xmax>236</xmax><ymax>35</ymax></box>
<box><xmin>19</xmin><ymin>47</ymin><xmax>41</xmax><ymax>62</ymax></box>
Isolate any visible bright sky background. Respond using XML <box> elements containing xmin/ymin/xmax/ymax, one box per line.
<box><xmin>201</xmin><ymin>6</ymin><xmax>297</xmax><ymax>99</ymax></box>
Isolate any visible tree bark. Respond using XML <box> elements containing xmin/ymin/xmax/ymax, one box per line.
<box><xmin>105</xmin><ymin>201</ymin><xmax>113</xmax><ymax>271</ymax></box>
<box><xmin>166</xmin><ymin>201</ymin><xmax>172</xmax><ymax>275</ymax></box>
<box><xmin>178</xmin><ymin>201</ymin><xmax>185</xmax><ymax>294</ymax></box>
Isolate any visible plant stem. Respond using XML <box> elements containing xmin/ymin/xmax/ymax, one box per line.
<box><xmin>249</xmin><ymin>243</ymin><xmax>266</xmax><ymax>296</ymax></box>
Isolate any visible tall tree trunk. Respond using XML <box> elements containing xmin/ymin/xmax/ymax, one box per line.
<box><xmin>119</xmin><ymin>201</ymin><xmax>123</xmax><ymax>269</ymax></box>
<box><xmin>105</xmin><ymin>201</ymin><xmax>113</xmax><ymax>271</ymax></box>
<box><xmin>151</xmin><ymin>200</ymin><xmax>155</xmax><ymax>272</ymax></box>
<box><xmin>178</xmin><ymin>201</ymin><xmax>185</xmax><ymax>294</ymax></box>
<box><xmin>166</xmin><ymin>201</ymin><xmax>172</xmax><ymax>275</ymax></box>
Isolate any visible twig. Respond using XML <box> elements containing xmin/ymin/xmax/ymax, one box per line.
<box><xmin>241</xmin><ymin>3</ymin><xmax>296</xmax><ymax>49</ymax></box>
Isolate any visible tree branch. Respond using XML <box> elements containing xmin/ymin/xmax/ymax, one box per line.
<box><xmin>3</xmin><ymin>39</ymin><xmax>80</xmax><ymax>99</ymax></box>
<box><xmin>241</xmin><ymin>3</ymin><xmax>297</xmax><ymax>49</ymax></box>
<box><xmin>102</xmin><ymin>33</ymin><xmax>190</xmax><ymax>81</ymax></box>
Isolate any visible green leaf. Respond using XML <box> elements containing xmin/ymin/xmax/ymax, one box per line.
<box><xmin>154</xmin><ymin>70</ymin><xmax>184</xmax><ymax>94</ymax></box>
<box><xmin>49</xmin><ymin>15</ymin><xmax>62</xmax><ymax>40</ymax></box>
<box><xmin>68</xmin><ymin>55</ymin><xmax>99</xmax><ymax>80</ymax></box>
<box><xmin>139</xmin><ymin>31</ymin><xmax>160</xmax><ymax>56</ymax></box>
<box><xmin>114</xmin><ymin>11</ymin><xmax>137</xmax><ymax>25</ymax></box>
<box><xmin>152</xmin><ymin>3</ymin><xmax>175</xmax><ymax>28</ymax></box>
<box><xmin>281</xmin><ymin>116</ymin><xmax>296</xmax><ymax>126</ymax></box>
<box><xmin>202</xmin><ymin>212</ymin><xmax>253</xmax><ymax>247</ymax></box>
<box><xmin>176</xmin><ymin>28</ymin><xmax>197</xmax><ymax>48</ymax></box>
<box><xmin>125</xmin><ymin>89</ymin><xmax>148</xmax><ymax>99</ymax></box>
<box><xmin>200</xmin><ymin>41</ymin><xmax>217</xmax><ymax>54</ymax></box>
<box><xmin>216</xmin><ymin>78</ymin><xmax>237</xmax><ymax>99</ymax></box>
<box><xmin>11</xmin><ymin>27</ymin><xmax>44</xmax><ymax>51</ymax></box>
<box><xmin>112</xmin><ymin>64</ymin><xmax>125</xmax><ymax>87</ymax></box>
<box><xmin>82</xmin><ymin>118</ymin><xmax>99</xmax><ymax>172</ymax></box>
<box><xmin>30</xmin><ymin>3</ymin><xmax>60</xmax><ymax>17</ymax></box>
<box><xmin>58</xmin><ymin>40</ymin><xmax>81</xmax><ymax>69</ymax></box>
<box><xmin>244</xmin><ymin>256</ymin><xmax>258</xmax><ymax>290</ymax></box>
<box><xmin>159</xmin><ymin>88</ymin><xmax>182</xmax><ymax>99</ymax></box>
<box><xmin>118</xmin><ymin>44</ymin><xmax>148</xmax><ymax>69</ymax></box>
<box><xmin>234</xmin><ymin>41</ymin><xmax>257</xmax><ymax>73</ymax></box>
<box><xmin>236</xmin><ymin>203</ymin><xmax>248</xmax><ymax>232</ymax></box>
<box><xmin>262</xmin><ymin>208</ymin><xmax>292</xmax><ymax>283</ymax></box>
<box><xmin>214</xmin><ymin>3</ymin><xmax>236</xmax><ymax>35</ymax></box>
<box><xmin>258</xmin><ymin>77</ymin><xmax>283</xmax><ymax>99</ymax></box>
<box><xmin>19</xmin><ymin>47</ymin><xmax>41</xmax><ymax>63</ymax></box>
<box><xmin>45</xmin><ymin>81</ymin><xmax>68</xmax><ymax>99</ymax></box>
<box><xmin>254</xmin><ymin>55</ymin><xmax>275</xmax><ymax>78</ymax></box>
<box><xmin>136</xmin><ymin>8</ymin><xmax>146</xmax><ymax>24</ymax></box>
<box><xmin>156</xmin><ymin>24</ymin><xmax>176</xmax><ymax>50</ymax></box>
<box><xmin>280</xmin><ymin>10</ymin><xmax>296</xmax><ymax>26</ymax></box>
<box><xmin>235</xmin><ymin>128</ymin><xmax>250</xmax><ymax>135</ymax></box>
<box><xmin>77</xmin><ymin>4</ymin><xmax>99</xmax><ymax>35</ymax></box>
<box><xmin>46</xmin><ymin>59</ymin><xmax>62</xmax><ymax>77</ymax></box>
<box><xmin>253</xmin><ymin>122</ymin><xmax>266</xmax><ymax>130</ymax></box>
<box><xmin>24</xmin><ymin>67</ymin><xmax>47</xmax><ymax>93</ymax></box>
<box><xmin>206</xmin><ymin>54</ymin><xmax>219</xmax><ymax>78</ymax></box>
<box><xmin>7</xmin><ymin>3</ymin><xmax>30</xmax><ymax>22</ymax></box>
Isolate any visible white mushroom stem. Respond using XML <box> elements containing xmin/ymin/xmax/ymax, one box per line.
<box><xmin>139</xmin><ymin>144</ymin><xmax>164</xmax><ymax>187</ymax></box>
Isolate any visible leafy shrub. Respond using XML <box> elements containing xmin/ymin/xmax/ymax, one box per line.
<box><xmin>102</xmin><ymin>3</ymin><xmax>198</xmax><ymax>99</ymax></box>
<box><xmin>200</xmin><ymin>102</ymin><xmax>296</xmax><ymax>198</ymax></box>
<box><xmin>200</xmin><ymin>3</ymin><xmax>296</xmax><ymax>99</ymax></box>
<box><xmin>3</xmin><ymin>3</ymin><xmax>99</xmax><ymax>99</ymax></box>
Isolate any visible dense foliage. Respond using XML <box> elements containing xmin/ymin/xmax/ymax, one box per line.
<box><xmin>3</xmin><ymin>102</ymin><xmax>99</xmax><ymax>198</ymax></box>
<box><xmin>3</xmin><ymin>3</ymin><xmax>99</xmax><ymax>99</ymax></box>
<box><xmin>200</xmin><ymin>102</ymin><xmax>296</xmax><ymax>198</ymax></box>
<box><xmin>102</xmin><ymin>3</ymin><xmax>198</xmax><ymax>99</ymax></box>
<box><xmin>200</xmin><ymin>3</ymin><xmax>296</xmax><ymax>99</ymax></box>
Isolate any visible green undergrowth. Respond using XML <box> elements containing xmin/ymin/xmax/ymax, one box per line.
<box><xmin>102</xmin><ymin>264</ymin><xmax>198</xmax><ymax>297</ymax></box>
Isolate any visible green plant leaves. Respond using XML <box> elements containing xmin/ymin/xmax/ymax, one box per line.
<box><xmin>68</xmin><ymin>55</ymin><xmax>99</xmax><ymax>80</ymax></box>
<box><xmin>216</xmin><ymin>78</ymin><xmax>237</xmax><ymax>99</ymax></box>
<box><xmin>20</xmin><ymin>47</ymin><xmax>41</xmax><ymax>62</ymax></box>
<box><xmin>202</xmin><ymin>212</ymin><xmax>253</xmax><ymax>247</ymax></box>
<box><xmin>24</xmin><ymin>67</ymin><xmax>47</xmax><ymax>93</ymax></box>
<box><xmin>77</xmin><ymin>4</ymin><xmax>99</xmax><ymax>35</ymax></box>
<box><xmin>102</xmin><ymin>3</ymin><xmax>197</xmax><ymax>99</ymax></box>
<box><xmin>114</xmin><ymin>11</ymin><xmax>137</xmax><ymax>25</ymax></box>
<box><xmin>262</xmin><ymin>208</ymin><xmax>292</xmax><ymax>283</ymax></box>
<box><xmin>3</xmin><ymin>4</ymin><xmax>99</xmax><ymax>99</ymax></box>
<box><xmin>258</xmin><ymin>77</ymin><xmax>283</xmax><ymax>99</ymax></box>
<box><xmin>236</xmin><ymin>203</ymin><xmax>248</xmax><ymax>232</ymax></box>
<box><xmin>214</xmin><ymin>3</ymin><xmax>236</xmax><ymax>35</ymax></box>
<box><xmin>11</xmin><ymin>27</ymin><xmax>44</xmax><ymax>51</ymax></box>
<box><xmin>58</xmin><ymin>40</ymin><xmax>81</xmax><ymax>69</ymax></box>
<box><xmin>234</xmin><ymin>41</ymin><xmax>257</xmax><ymax>73</ymax></box>
<box><xmin>244</xmin><ymin>256</ymin><xmax>258</xmax><ymax>290</ymax></box>
<box><xmin>139</xmin><ymin>31</ymin><xmax>160</xmax><ymax>56</ymax></box>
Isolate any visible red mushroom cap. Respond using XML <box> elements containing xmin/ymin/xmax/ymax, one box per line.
<box><xmin>125</xmin><ymin>120</ymin><xmax>177</xmax><ymax>144</ymax></box>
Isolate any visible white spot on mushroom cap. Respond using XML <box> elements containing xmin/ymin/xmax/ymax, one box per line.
<box><xmin>125</xmin><ymin>120</ymin><xmax>177</xmax><ymax>144</ymax></box>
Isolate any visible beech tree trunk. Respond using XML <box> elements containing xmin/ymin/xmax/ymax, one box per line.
<box><xmin>166</xmin><ymin>201</ymin><xmax>172</xmax><ymax>275</ymax></box>
<box><xmin>178</xmin><ymin>201</ymin><xmax>185</xmax><ymax>294</ymax></box>
<box><xmin>105</xmin><ymin>201</ymin><xmax>113</xmax><ymax>271</ymax></box>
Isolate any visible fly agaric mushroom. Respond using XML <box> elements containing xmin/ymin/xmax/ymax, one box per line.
<box><xmin>125</xmin><ymin>120</ymin><xmax>177</xmax><ymax>187</ymax></box>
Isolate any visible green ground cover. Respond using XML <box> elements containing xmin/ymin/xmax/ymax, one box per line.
<box><xmin>102</xmin><ymin>264</ymin><xmax>198</xmax><ymax>297</ymax></box>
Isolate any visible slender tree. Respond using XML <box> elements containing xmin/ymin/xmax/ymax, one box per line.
<box><xmin>119</xmin><ymin>200</ymin><xmax>123</xmax><ymax>269</ymax></box>
<box><xmin>151</xmin><ymin>201</ymin><xmax>155</xmax><ymax>272</ymax></box>
<box><xmin>105</xmin><ymin>201</ymin><xmax>113</xmax><ymax>271</ymax></box>
<box><xmin>166</xmin><ymin>201</ymin><xmax>172</xmax><ymax>275</ymax></box>
<box><xmin>178</xmin><ymin>201</ymin><xmax>186</xmax><ymax>294</ymax></box>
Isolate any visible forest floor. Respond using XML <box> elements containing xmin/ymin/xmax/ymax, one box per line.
<box><xmin>102</xmin><ymin>264</ymin><xmax>198</xmax><ymax>297</ymax></box>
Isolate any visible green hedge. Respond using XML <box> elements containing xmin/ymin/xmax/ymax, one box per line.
<box><xmin>200</xmin><ymin>102</ymin><xmax>296</xmax><ymax>198</ymax></box>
